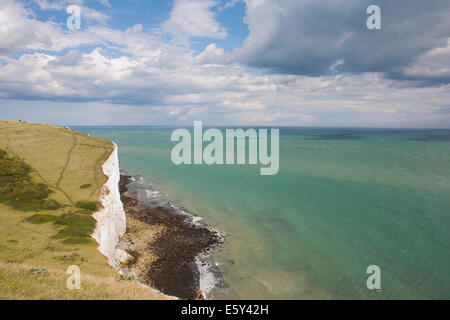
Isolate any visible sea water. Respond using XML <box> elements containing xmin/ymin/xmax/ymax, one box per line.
<box><xmin>73</xmin><ymin>126</ymin><xmax>450</xmax><ymax>299</ymax></box>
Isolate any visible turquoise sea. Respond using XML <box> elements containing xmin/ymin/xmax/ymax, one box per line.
<box><xmin>74</xmin><ymin>126</ymin><xmax>450</xmax><ymax>299</ymax></box>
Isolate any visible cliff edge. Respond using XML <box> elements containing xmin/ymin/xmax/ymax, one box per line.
<box><xmin>0</xmin><ymin>119</ymin><xmax>169</xmax><ymax>299</ymax></box>
<box><xmin>92</xmin><ymin>143</ymin><xmax>127</xmax><ymax>267</ymax></box>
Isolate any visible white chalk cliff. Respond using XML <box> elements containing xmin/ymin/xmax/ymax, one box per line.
<box><xmin>92</xmin><ymin>143</ymin><xmax>127</xmax><ymax>267</ymax></box>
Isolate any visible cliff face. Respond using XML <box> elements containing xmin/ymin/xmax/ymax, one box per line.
<box><xmin>92</xmin><ymin>143</ymin><xmax>127</xmax><ymax>267</ymax></box>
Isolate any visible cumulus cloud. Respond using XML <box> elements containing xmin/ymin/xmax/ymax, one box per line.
<box><xmin>232</xmin><ymin>0</ymin><xmax>450</xmax><ymax>85</ymax></box>
<box><xmin>1</xmin><ymin>47</ymin><xmax>450</xmax><ymax>127</ymax></box>
<box><xmin>32</xmin><ymin>0</ymin><xmax>111</xmax><ymax>10</ymax></box>
<box><xmin>218</xmin><ymin>0</ymin><xmax>242</xmax><ymax>12</ymax></box>
<box><xmin>0</xmin><ymin>0</ymin><xmax>105</xmax><ymax>54</ymax></box>
<box><xmin>388</xmin><ymin>39</ymin><xmax>450</xmax><ymax>86</ymax></box>
<box><xmin>0</xmin><ymin>0</ymin><xmax>450</xmax><ymax>127</ymax></box>
<box><xmin>163</xmin><ymin>0</ymin><xmax>227</xmax><ymax>41</ymax></box>
<box><xmin>32</xmin><ymin>0</ymin><xmax>111</xmax><ymax>24</ymax></box>
<box><xmin>195</xmin><ymin>43</ymin><xmax>230</xmax><ymax>64</ymax></box>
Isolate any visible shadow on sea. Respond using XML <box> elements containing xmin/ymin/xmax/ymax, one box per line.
<box><xmin>308</xmin><ymin>133</ymin><xmax>364</xmax><ymax>140</ymax></box>
<box><xmin>406</xmin><ymin>130</ymin><xmax>450</xmax><ymax>142</ymax></box>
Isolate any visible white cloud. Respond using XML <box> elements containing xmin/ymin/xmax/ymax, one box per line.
<box><xmin>0</xmin><ymin>0</ymin><xmax>450</xmax><ymax>128</ymax></box>
<box><xmin>195</xmin><ymin>43</ymin><xmax>230</xmax><ymax>64</ymax></box>
<box><xmin>163</xmin><ymin>0</ymin><xmax>227</xmax><ymax>42</ymax></box>
<box><xmin>231</xmin><ymin>0</ymin><xmax>450</xmax><ymax>85</ymax></box>
<box><xmin>298</xmin><ymin>115</ymin><xmax>316</xmax><ymax>122</ymax></box>
<box><xmin>32</xmin><ymin>0</ymin><xmax>79</xmax><ymax>10</ymax></box>
<box><xmin>0</xmin><ymin>0</ymin><xmax>104</xmax><ymax>54</ymax></box>
<box><xmin>396</xmin><ymin>39</ymin><xmax>450</xmax><ymax>84</ymax></box>
<box><xmin>32</xmin><ymin>0</ymin><xmax>110</xmax><ymax>24</ymax></box>
<box><xmin>2</xmin><ymin>47</ymin><xmax>450</xmax><ymax>127</ymax></box>
<box><xmin>218</xmin><ymin>0</ymin><xmax>241</xmax><ymax>12</ymax></box>
<box><xmin>80</xmin><ymin>6</ymin><xmax>110</xmax><ymax>24</ymax></box>
<box><xmin>32</xmin><ymin>0</ymin><xmax>110</xmax><ymax>10</ymax></box>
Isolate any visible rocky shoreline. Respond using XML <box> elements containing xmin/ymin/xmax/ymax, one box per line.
<box><xmin>118</xmin><ymin>175</ymin><xmax>223</xmax><ymax>299</ymax></box>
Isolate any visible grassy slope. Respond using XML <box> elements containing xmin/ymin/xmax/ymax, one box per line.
<box><xmin>0</xmin><ymin>120</ymin><xmax>168</xmax><ymax>300</ymax></box>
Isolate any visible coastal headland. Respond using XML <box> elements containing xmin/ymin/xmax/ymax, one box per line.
<box><xmin>0</xmin><ymin>119</ymin><xmax>178</xmax><ymax>299</ymax></box>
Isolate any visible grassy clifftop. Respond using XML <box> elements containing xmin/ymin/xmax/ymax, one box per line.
<box><xmin>0</xmin><ymin>120</ymin><xmax>168</xmax><ymax>300</ymax></box>
<box><xmin>0</xmin><ymin>120</ymin><xmax>113</xmax><ymax>206</ymax></box>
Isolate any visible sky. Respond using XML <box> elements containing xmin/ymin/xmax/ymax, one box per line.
<box><xmin>0</xmin><ymin>0</ymin><xmax>449</xmax><ymax>128</ymax></box>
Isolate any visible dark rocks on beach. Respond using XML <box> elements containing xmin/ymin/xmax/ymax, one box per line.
<box><xmin>119</xmin><ymin>175</ymin><xmax>222</xmax><ymax>300</ymax></box>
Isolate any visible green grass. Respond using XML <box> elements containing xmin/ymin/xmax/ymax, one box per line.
<box><xmin>26</xmin><ymin>214</ymin><xmax>57</xmax><ymax>224</ymax></box>
<box><xmin>0</xmin><ymin>147</ymin><xmax>97</xmax><ymax>241</ymax></box>
<box><xmin>0</xmin><ymin>262</ymin><xmax>172</xmax><ymax>300</ymax></box>
<box><xmin>54</xmin><ymin>213</ymin><xmax>97</xmax><ymax>228</ymax></box>
<box><xmin>52</xmin><ymin>253</ymin><xmax>87</xmax><ymax>264</ymax></box>
<box><xmin>51</xmin><ymin>227</ymin><xmax>93</xmax><ymax>239</ymax></box>
<box><xmin>51</xmin><ymin>213</ymin><xmax>97</xmax><ymax>242</ymax></box>
<box><xmin>74</xmin><ymin>209</ymin><xmax>94</xmax><ymax>215</ymax></box>
<box><xmin>29</xmin><ymin>266</ymin><xmax>48</xmax><ymax>275</ymax></box>
<box><xmin>0</xmin><ymin>150</ymin><xmax>60</xmax><ymax>212</ymax></box>
<box><xmin>0</xmin><ymin>120</ymin><xmax>114</xmax><ymax>206</ymax></box>
<box><xmin>75</xmin><ymin>201</ymin><xmax>101</xmax><ymax>211</ymax></box>
<box><xmin>120</xmin><ymin>275</ymin><xmax>135</xmax><ymax>281</ymax></box>
<box><xmin>27</xmin><ymin>212</ymin><xmax>97</xmax><ymax>242</ymax></box>
<box><xmin>61</xmin><ymin>237</ymin><xmax>94</xmax><ymax>245</ymax></box>
<box><xmin>0</xmin><ymin>119</ymin><xmax>167</xmax><ymax>300</ymax></box>
<box><xmin>0</xmin><ymin>121</ymin><xmax>115</xmax><ymax>293</ymax></box>
<box><xmin>43</xmin><ymin>199</ymin><xmax>60</xmax><ymax>210</ymax></box>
